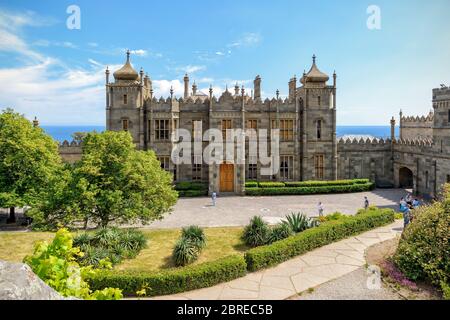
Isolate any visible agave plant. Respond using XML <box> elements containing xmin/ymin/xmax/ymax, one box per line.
<box><xmin>268</xmin><ymin>223</ymin><xmax>294</xmax><ymax>244</ymax></box>
<box><xmin>172</xmin><ymin>238</ymin><xmax>199</xmax><ymax>267</ymax></box>
<box><xmin>242</xmin><ymin>216</ymin><xmax>271</xmax><ymax>247</ymax></box>
<box><xmin>283</xmin><ymin>212</ymin><xmax>314</xmax><ymax>233</ymax></box>
<box><xmin>182</xmin><ymin>225</ymin><xmax>206</xmax><ymax>249</ymax></box>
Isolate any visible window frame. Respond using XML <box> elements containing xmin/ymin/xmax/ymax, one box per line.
<box><xmin>155</xmin><ymin>119</ymin><xmax>170</xmax><ymax>141</ymax></box>
<box><xmin>314</xmin><ymin>154</ymin><xmax>324</xmax><ymax>180</ymax></box>
<box><xmin>279</xmin><ymin>155</ymin><xmax>294</xmax><ymax>181</ymax></box>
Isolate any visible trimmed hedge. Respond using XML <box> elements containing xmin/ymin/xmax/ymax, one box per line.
<box><xmin>175</xmin><ymin>182</ymin><xmax>208</xmax><ymax>197</ymax></box>
<box><xmin>88</xmin><ymin>255</ymin><xmax>247</xmax><ymax>297</ymax></box>
<box><xmin>245</xmin><ymin>182</ymin><xmax>374</xmax><ymax>196</ymax></box>
<box><xmin>244</xmin><ymin>181</ymin><xmax>258</xmax><ymax>188</ymax></box>
<box><xmin>244</xmin><ymin>208</ymin><xmax>394</xmax><ymax>271</ymax></box>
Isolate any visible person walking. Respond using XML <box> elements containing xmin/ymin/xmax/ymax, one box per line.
<box><xmin>211</xmin><ymin>191</ymin><xmax>217</xmax><ymax>207</ymax></box>
<box><xmin>317</xmin><ymin>202</ymin><xmax>324</xmax><ymax>217</ymax></box>
<box><xmin>399</xmin><ymin>198</ymin><xmax>410</xmax><ymax>228</ymax></box>
<box><xmin>364</xmin><ymin>196</ymin><xmax>369</xmax><ymax>210</ymax></box>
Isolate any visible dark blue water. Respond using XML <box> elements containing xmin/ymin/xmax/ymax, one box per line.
<box><xmin>42</xmin><ymin>125</ymin><xmax>399</xmax><ymax>142</ymax></box>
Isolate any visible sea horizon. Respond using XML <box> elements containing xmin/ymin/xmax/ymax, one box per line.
<box><xmin>41</xmin><ymin>125</ymin><xmax>400</xmax><ymax>142</ymax></box>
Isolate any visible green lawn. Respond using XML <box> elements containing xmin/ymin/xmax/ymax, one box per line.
<box><xmin>0</xmin><ymin>227</ymin><xmax>248</xmax><ymax>272</ymax></box>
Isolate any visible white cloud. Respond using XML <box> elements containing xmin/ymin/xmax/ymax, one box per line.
<box><xmin>174</xmin><ymin>64</ymin><xmax>206</xmax><ymax>75</ymax></box>
<box><xmin>228</xmin><ymin>32</ymin><xmax>262</xmax><ymax>48</ymax></box>
<box><xmin>129</xmin><ymin>49</ymin><xmax>147</xmax><ymax>57</ymax></box>
<box><xmin>87</xmin><ymin>42</ymin><xmax>98</xmax><ymax>47</ymax></box>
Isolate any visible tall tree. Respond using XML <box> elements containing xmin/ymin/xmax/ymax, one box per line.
<box><xmin>0</xmin><ymin>109</ymin><xmax>62</xmax><ymax>223</ymax></box>
<box><xmin>71</xmin><ymin>131</ymin><xmax>177</xmax><ymax>227</ymax></box>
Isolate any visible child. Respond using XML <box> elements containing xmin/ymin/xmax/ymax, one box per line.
<box><xmin>211</xmin><ymin>191</ymin><xmax>217</xmax><ymax>206</ymax></box>
<box><xmin>364</xmin><ymin>196</ymin><xmax>369</xmax><ymax>210</ymax></box>
<box><xmin>317</xmin><ymin>202</ymin><xmax>324</xmax><ymax>217</ymax></box>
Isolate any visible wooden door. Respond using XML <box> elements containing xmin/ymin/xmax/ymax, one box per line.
<box><xmin>220</xmin><ymin>163</ymin><xmax>234</xmax><ymax>192</ymax></box>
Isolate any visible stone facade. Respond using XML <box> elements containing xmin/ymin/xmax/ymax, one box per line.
<box><xmin>58</xmin><ymin>52</ymin><xmax>450</xmax><ymax>198</ymax></box>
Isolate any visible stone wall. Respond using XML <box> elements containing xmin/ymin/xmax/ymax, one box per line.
<box><xmin>58</xmin><ymin>140</ymin><xmax>82</xmax><ymax>163</ymax></box>
<box><xmin>337</xmin><ymin>137</ymin><xmax>393</xmax><ymax>187</ymax></box>
<box><xmin>400</xmin><ymin>112</ymin><xmax>433</xmax><ymax>140</ymax></box>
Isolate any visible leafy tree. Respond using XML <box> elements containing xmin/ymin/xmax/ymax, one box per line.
<box><xmin>0</xmin><ymin>109</ymin><xmax>62</xmax><ymax>223</ymax></box>
<box><xmin>71</xmin><ymin>130</ymin><xmax>177</xmax><ymax>227</ymax></box>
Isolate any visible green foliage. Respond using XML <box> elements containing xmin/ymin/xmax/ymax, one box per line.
<box><xmin>182</xmin><ymin>225</ymin><xmax>206</xmax><ymax>249</ymax></box>
<box><xmin>394</xmin><ymin>184</ymin><xmax>450</xmax><ymax>298</ymax></box>
<box><xmin>324</xmin><ymin>212</ymin><xmax>348</xmax><ymax>221</ymax></box>
<box><xmin>172</xmin><ymin>225</ymin><xmax>206</xmax><ymax>266</ymax></box>
<box><xmin>175</xmin><ymin>182</ymin><xmax>208</xmax><ymax>197</ymax></box>
<box><xmin>244</xmin><ymin>208</ymin><xmax>395</xmax><ymax>271</ymax></box>
<box><xmin>0</xmin><ymin>109</ymin><xmax>63</xmax><ymax>221</ymax></box>
<box><xmin>23</xmin><ymin>228</ymin><xmax>122</xmax><ymax>300</ymax></box>
<box><xmin>258</xmin><ymin>182</ymin><xmax>286</xmax><ymax>188</ymax></box>
<box><xmin>245</xmin><ymin>182</ymin><xmax>374</xmax><ymax>196</ymax></box>
<box><xmin>242</xmin><ymin>216</ymin><xmax>271</xmax><ymax>247</ymax></box>
<box><xmin>74</xmin><ymin>227</ymin><xmax>147</xmax><ymax>267</ymax></box>
<box><xmin>244</xmin><ymin>181</ymin><xmax>258</xmax><ymax>188</ymax></box>
<box><xmin>88</xmin><ymin>255</ymin><xmax>247</xmax><ymax>297</ymax></box>
<box><xmin>394</xmin><ymin>212</ymin><xmax>404</xmax><ymax>220</ymax></box>
<box><xmin>68</xmin><ymin>131</ymin><xmax>177</xmax><ymax>227</ymax></box>
<box><xmin>268</xmin><ymin>223</ymin><xmax>294</xmax><ymax>243</ymax></box>
<box><xmin>172</xmin><ymin>238</ymin><xmax>200</xmax><ymax>267</ymax></box>
<box><xmin>283</xmin><ymin>212</ymin><xmax>314</xmax><ymax>233</ymax></box>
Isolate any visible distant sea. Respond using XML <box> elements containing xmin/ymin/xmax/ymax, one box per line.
<box><xmin>41</xmin><ymin>125</ymin><xmax>399</xmax><ymax>142</ymax></box>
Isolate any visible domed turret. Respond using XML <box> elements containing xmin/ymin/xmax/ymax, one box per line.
<box><xmin>113</xmin><ymin>50</ymin><xmax>139</xmax><ymax>81</ymax></box>
<box><xmin>300</xmin><ymin>55</ymin><xmax>329</xmax><ymax>84</ymax></box>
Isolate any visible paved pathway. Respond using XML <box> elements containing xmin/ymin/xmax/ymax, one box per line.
<box><xmin>290</xmin><ymin>267</ymin><xmax>403</xmax><ymax>300</ymax></box>
<box><xmin>152</xmin><ymin>220</ymin><xmax>403</xmax><ymax>300</ymax></box>
<box><xmin>144</xmin><ymin>189</ymin><xmax>406</xmax><ymax>229</ymax></box>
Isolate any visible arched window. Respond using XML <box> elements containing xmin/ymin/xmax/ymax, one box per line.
<box><xmin>123</xmin><ymin>94</ymin><xmax>128</xmax><ymax>104</ymax></box>
<box><xmin>318</xmin><ymin>96</ymin><xmax>321</xmax><ymax>106</ymax></box>
<box><xmin>316</xmin><ymin>120</ymin><xmax>322</xmax><ymax>140</ymax></box>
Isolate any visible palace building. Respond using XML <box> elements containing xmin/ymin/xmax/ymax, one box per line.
<box><xmin>59</xmin><ymin>51</ymin><xmax>450</xmax><ymax>198</ymax></box>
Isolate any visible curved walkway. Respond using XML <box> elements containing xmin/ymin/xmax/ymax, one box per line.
<box><xmin>144</xmin><ymin>189</ymin><xmax>406</xmax><ymax>229</ymax></box>
<box><xmin>152</xmin><ymin>220</ymin><xmax>403</xmax><ymax>300</ymax></box>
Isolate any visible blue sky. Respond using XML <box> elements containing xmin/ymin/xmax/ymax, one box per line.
<box><xmin>0</xmin><ymin>0</ymin><xmax>449</xmax><ymax>125</ymax></box>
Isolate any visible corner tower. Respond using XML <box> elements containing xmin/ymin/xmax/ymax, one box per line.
<box><xmin>106</xmin><ymin>50</ymin><xmax>150</xmax><ymax>147</ymax></box>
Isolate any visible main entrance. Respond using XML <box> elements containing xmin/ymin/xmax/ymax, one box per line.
<box><xmin>399</xmin><ymin>167</ymin><xmax>414</xmax><ymax>188</ymax></box>
<box><xmin>220</xmin><ymin>163</ymin><xmax>234</xmax><ymax>192</ymax></box>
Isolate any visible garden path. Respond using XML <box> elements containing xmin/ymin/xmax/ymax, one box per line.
<box><xmin>149</xmin><ymin>220</ymin><xmax>403</xmax><ymax>300</ymax></box>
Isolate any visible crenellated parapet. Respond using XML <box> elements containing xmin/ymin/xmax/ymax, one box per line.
<box><xmin>58</xmin><ymin>140</ymin><xmax>82</xmax><ymax>163</ymax></box>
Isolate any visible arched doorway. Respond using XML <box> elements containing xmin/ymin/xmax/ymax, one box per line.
<box><xmin>399</xmin><ymin>167</ymin><xmax>414</xmax><ymax>188</ymax></box>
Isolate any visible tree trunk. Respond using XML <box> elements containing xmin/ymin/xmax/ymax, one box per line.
<box><xmin>7</xmin><ymin>207</ymin><xmax>16</xmax><ymax>224</ymax></box>
<box><xmin>83</xmin><ymin>216</ymin><xmax>89</xmax><ymax>230</ymax></box>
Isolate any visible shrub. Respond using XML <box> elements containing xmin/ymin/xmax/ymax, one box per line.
<box><xmin>394</xmin><ymin>184</ymin><xmax>450</xmax><ymax>297</ymax></box>
<box><xmin>245</xmin><ymin>181</ymin><xmax>258</xmax><ymax>188</ymax></box>
<box><xmin>88</xmin><ymin>255</ymin><xmax>247</xmax><ymax>297</ymax></box>
<box><xmin>244</xmin><ymin>208</ymin><xmax>394</xmax><ymax>271</ymax></box>
<box><xmin>258</xmin><ymin>182</ymin><xmax>286</xmax><ymax>188</ymax></box>
<box><xmin>268</xmin><ymin>223</ymin><xmax>294</xmax><ymax>243</ymax></box>
<box><xmin>74</xmin><ymin>227</ymin><xmax>147</xmax><ymax>267</ymax></box>
<box><xmin>182</xmin><ymin>225</ymin><xmax>206</xmax><ymax>249</ymax></box>
<box><xmin>24</xmin><ymin>228</ymin><xmax>122</xmax><ymax>300</ymax></box>
<box><xmin>173</xmin><ymin>238</ymin><xmax>200</xmax><ymax>267</ymax></box>
<box><xmin>283</xmin><ymin>212</ymin><xmax>314</xmax><ymax>233</ymax></box>
<box><xmin>324</xmin><ymin>212</ymin><xmax>348</xmax><ymax>221</ymax></box>
<box><xmin>242</xmin><ymin>216</ymin><xmax>271</xmax><ymax>247</ymax></box>
<box><xmin>245</xmin><ymin>182</ymin><xmax>374</xmax><ymax>196</ymax></box>
<box><xmin>175</xmin><ymin>181</ymin><xmax>208</xmax><ymax>191</ymax></box>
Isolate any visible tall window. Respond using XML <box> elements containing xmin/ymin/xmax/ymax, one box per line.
<box><xmin>123</xmin><ymin>94</ymin><xmax>128</xmax><ymax>105</ymax></box>
<box><xmin>155</xmin><ymin>119</ymin><xmax>170</xmax><ymax>140</ymax></box>
<box><xmin>247</xmin><ymin>163</ymin><xmax>257</xmax><ymax>180</ymax></box>
<box><xmin>192</xmin><ymin>120</ymin><xmax>202</xmax><ymax>141</ymax></box>
<box><xmin>246</xmin><ymin>119</ymin><xmax>257</xmax><ymax>130</ymax></box>
<box><xmin>316</xmin><ymin>120</ymin><xmax>322</xmax><ymax>140</ymax></box>
<box><xmin>272</xmin><ymin>120</ymin><xmax>294</xmax><ymax>141</ymax></box>
<box><xmin>222</xmin><ymin>119</ymin><xmax>232</xmax><ymax>140</ymax></box>
<box><xmin>425</xmin><ymin>171</ymin><xmax>429</xmax><ymax>189</ymax></box>
<box><xmin>448</xmin><ymin>109</ymin><xmax>450</xmax><ymax>123</ymax></box>
<box><xmin>318</xmin><ymin>96</ymin><xmax>321</xmax><ymax>106</ymax></box>
<box><xmin>280</xmin><ymin>156</ymin><xmax>294</xmax><ymax>181</ymax></box>
<box><xmin>157</xmin><ymin>156</ymin><xmax>170</xmax><ymax>172</ymax></box>
<box><xmin>314</xmin><ymin>154</ymin><xmax>324</xmax><ymax>180</ymax></box>
<box><xmin>192</xmin><ymin>163</ymin><xmax>202</xmax><ymax>181</ymax></box>
<box><xmin>122</xmin><ymin>119</ymin><xmax>129</xmax><ymax>131</ymax></box>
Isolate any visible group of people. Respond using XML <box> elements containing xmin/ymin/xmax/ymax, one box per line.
<box><xmin>399</xmin><ymin>194</ymin><xmax>420</xmax><ymax>227</ymax></box>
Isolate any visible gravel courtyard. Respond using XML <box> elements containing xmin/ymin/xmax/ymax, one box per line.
<box><xmin>144</xmin><ymin>188</ymin><xmax>407</xmax><ymax>229</ymax></box>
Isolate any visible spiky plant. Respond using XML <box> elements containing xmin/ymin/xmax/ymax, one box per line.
<box><xmin>242</xmin><ymin>216</ymin><xmax>271</xmax><ymax>247</ymax></box>
<box><xmin>172</xmin><ymin>238</ymin><xmax>199</xmax><ymax>267</ymax></box>
<box><xmin>268</xmin><ymin>223</ymin><xmax>294</xmax><ymax>244</ymax></box>
<box><xmin>182</xmin><ymin>225</ymin><xmax>206</xmax><ymax>249</ymax></box>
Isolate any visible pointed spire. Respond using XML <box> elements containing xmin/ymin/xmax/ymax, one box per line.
<box><xmin>33</xmin><ymin>116</ymin><xmax>39</xmax><ymax>128</ymax></box>
<box><xmin>241</xmin><ymin>85</ymin><xmax>245</xmax><ymax>96</ymax></box>
<box><xmin>170</xmin><ymin>86</ymin><xmax>174</xmax><ymax>98</ymax></box>
<box><xmin>276</xmin><ymin>89</ymin><xmax>280</xmax><ymax>100</ymax></box>
<box><xmin>126</xmin><ymin>49</ymin><xmax>131</xmax><ymax>62</ymax></box>
<box><xmin>312</xmin><ymin>54</ymin><xmax>316</xmax><ymax>64</ymax></box>
<box><xmin>209</xmin><ymin>84</ymin><xmax>213</xmax><ymax>97</ymax></box>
